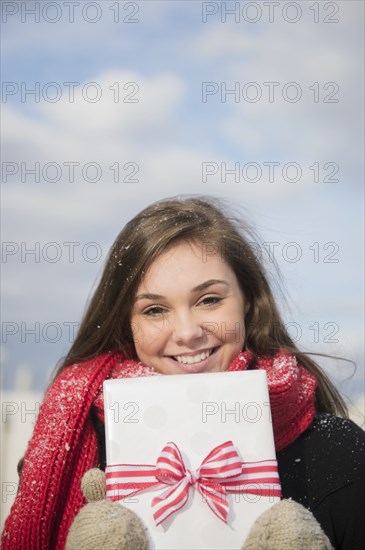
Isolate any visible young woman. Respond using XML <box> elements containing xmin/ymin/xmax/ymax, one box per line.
<box><xmin>2</xmin><ymin>196</ymin><xmax>364</xmax><ymax>549</ymax></box>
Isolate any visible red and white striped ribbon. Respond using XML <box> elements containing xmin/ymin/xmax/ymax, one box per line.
<box><xmin>106</xmin><ymin>441</ymin><xmax>281</xmax><ymax>526</ymax></box>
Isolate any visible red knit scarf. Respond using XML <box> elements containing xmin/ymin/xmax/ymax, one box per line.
<box><xmin>2</xmin><ymin>349</ymin><xmax>316</xmax><ymax>550</ymax></box>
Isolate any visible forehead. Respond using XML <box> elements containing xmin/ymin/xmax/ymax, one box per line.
<box><xmin>137</xmin><ymin>241</ymin><xmax>236</xmax><ymax>292</ymax></box>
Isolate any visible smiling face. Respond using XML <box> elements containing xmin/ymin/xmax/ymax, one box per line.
<box><xmin>130</xmin><ymin>240</ymin><xmax>247</xmax><ymax>374</ymax></box>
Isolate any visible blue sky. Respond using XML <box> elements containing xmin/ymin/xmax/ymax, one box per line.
<box><xmin>1</xmin><ymin>1</ymin><xmax>364</xmax><ymax>406</ymax></box>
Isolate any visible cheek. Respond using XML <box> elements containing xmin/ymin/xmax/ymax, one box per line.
<box><xmin>131</xmin><ymin>318</ymin><xmax>166</xmax><ymax>351</ymax></box>
<box><xmin>220</xmin><ymin>303</ymin><xmax>246</xmax><ymax>346</ymax></box>
<box><xmin>130</xmin><ymin>319</ymin><xmax>140</xmax><ymax>342</ymax></box>
<box><xmin>130</xmin><ymin>318</ymin><xmax>143</xmax><ymax>347</ymax></box>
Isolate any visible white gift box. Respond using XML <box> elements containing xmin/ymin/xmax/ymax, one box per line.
<box><xmin>103</xmin><ymin>370</ymin><xmax>280</xmax><ymax>550</ymax></box>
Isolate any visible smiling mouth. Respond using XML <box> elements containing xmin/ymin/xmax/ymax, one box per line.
<box><xmin>171</xmin><ymin>347</ymin><xmax>217</xmax><ymax>365</ymax></box>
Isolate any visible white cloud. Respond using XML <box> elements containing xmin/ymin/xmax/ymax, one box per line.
<box><xmin>2</xmin><ymin>3</ymin><xmax>363</xmax><ymax>394</ymax></box>
<box><xmin>36</xmin><ymin>71</ymin><xmax>186</xmax><ymax>138</ymax></box>
<box><xmin>189</xmin><ymin>4</ymin><xmax>363</xmax><ymax>165</ymax></box>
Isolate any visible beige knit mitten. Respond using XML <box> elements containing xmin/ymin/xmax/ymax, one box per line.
<box><xmin>66</xmin><ymin>468</ymin><xmax>149</xmax><ymax>550</ymax></box>
<box><xmin>67</xmin><ymin>471</ymin><xmax>333</xmax><ymax>550</ymax></box>
<box><xmin>242</xmin><ymin>499</ymin><xmax>333</xmax><ymax>550</ymax></box>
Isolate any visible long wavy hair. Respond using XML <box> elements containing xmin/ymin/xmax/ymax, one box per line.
<box><xmin>53</xmin><ymin>195</ymin><xmax>348</xmax><ymax>417</ymax></box>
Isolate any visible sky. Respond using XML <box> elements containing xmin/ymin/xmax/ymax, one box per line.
<box><xmin>1</xmin><ymin>1</ymin><xmax>364</xmax><ymax>411</ymax></box>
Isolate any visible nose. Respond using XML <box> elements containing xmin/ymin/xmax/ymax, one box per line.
<box><xmin>172</xmin><ymin>310</ymin><xmax>203</xmax><ymax>346</ymax></box>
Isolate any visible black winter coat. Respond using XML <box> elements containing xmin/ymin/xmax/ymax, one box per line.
<box><xmin>277</xmin><ymin>414</ymin><xmax>365</xmax><ymax>550</ymax></box>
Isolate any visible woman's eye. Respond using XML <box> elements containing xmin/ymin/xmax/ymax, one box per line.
<box><xmin>200</xmin><ymin>296</ymin><xmax>222</xmax><ymax>306</ymax></box>
<box><xmin>143</xmin><ymin>306</ymin><xmax>165</xmax><ymax>316</ymax></box>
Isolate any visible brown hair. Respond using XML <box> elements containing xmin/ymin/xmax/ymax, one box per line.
<box><xmin>54</xmin><ymin>195</ymin><xmax>348</xmax><ymax>417</ymax></box>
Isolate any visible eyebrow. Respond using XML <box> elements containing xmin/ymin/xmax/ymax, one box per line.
<box><xmin>134</xmin><ymin>279</ymin><xmax>230</xmax><ymax>302</ymax></box>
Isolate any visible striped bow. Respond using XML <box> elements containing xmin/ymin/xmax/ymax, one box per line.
<box><xmin>106</xmin><ymin>441</ymin><xmax>281</xmax><ymax>526</ymax></box>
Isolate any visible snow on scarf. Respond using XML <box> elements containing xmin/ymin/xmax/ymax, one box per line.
<box><xmin>1</xmin><ymin>349</ymin><xmax>316</xmax><ymax>549</ymax></box>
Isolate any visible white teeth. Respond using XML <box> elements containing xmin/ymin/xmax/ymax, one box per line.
<box><xmin>175</xmin><ymin>349</ymin><xmax>213</xmax><ymax>365</ymax></box>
